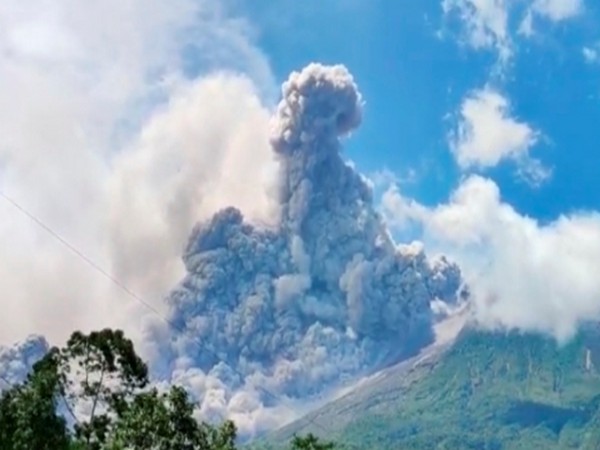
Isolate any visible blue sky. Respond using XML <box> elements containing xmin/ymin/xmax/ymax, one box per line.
<box><xmin>235</xmin><ymin>0</ymin><xmax>600</xmax><ymax>222</ymax></box>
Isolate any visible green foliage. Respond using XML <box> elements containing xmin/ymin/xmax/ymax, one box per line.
<box><xmin>0</xmin><ymin>328</ymin><xmax>337</xmax><ymax>450</ymax></box>
<box><xmin>290</xmin><ymin>433</ymin><xmax>335</xmax><ymax>450</ymax></box>
<box><xmin>0</xmin><ymin>351</ymin><xmax>70</xmax><ymax>450</ymax></box>
<box><xmin>58</xmin><ymin>329</ymin><xmax>149</xmax><ymax>448</ymax></box>
<box><xmin>107</xmin><ymin>385</ymin><xmax>237</xmax><ymax>450</ymax></box>
<box><xmin>250</xmin><ymin>434</ymin><xmax>338</xmax><ymax>450</ymax></box>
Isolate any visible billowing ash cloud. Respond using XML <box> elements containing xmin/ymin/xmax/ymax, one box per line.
<box><xmin>150</xmin><ymin>64</ymin><xmax>463</xmax><ymax>435</ymax></box>
<box><xmin>0</xmin><ymin>335</ymin><xmax>48</xmax><ymax>391</ymax></box>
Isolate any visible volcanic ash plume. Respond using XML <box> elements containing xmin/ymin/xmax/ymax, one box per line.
<box><xmin>149</xmin><ymin>63</ymin><xmax>463</xmax><ymax>434</ymax></box>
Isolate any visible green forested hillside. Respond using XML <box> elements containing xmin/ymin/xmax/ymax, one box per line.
<box><xmin>258</xmin><ymin>326</ymin><xmax>600</xmax><ymax>450</ymax></box>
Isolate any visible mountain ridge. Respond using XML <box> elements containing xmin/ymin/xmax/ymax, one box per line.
<box><xmin>256</xmin><ymin>322</ymin><xmax>600</xmax><ymax>449</ymax></box>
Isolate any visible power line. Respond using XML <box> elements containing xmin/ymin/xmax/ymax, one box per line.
<box><xmin>0</xmin><ymin>190</ymin><xmax>332</xmax><ymax>437</ymax></box>
<box><xmin>0</xmin><ymin>192</ymin><xmax>165</xmax><ymax>321</ymax></box>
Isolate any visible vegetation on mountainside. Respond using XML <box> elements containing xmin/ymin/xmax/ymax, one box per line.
<box><xmin>263</xmin><ymin>328</ymin><xmax>600</xmax><ymax>450</ymax></box>
<box><xmin>0</xmin><ymin>328</ymin><xmax>337</xmax><ymax>450</ymax></box>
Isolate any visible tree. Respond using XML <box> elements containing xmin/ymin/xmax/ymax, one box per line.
<box><xmin>56</xmin><ymin>329</ymin><xmax>149</xmax><ymax>449</ymax></box>
<box><xmin>106</xmin><ymin>385</ymin><xmax>237</xmax><ymax>450</ymax></box>
<box><xmin>0</xmin><ymin>328</ymin><xmax>236</xmax><ymax>450</ymax></box>
<box><xmin>290</xmin><ymin>433</ymin><xmax>336</xmax><ymax>450</ymax></box>
<box><xmin>0</xmin><ymin>351</ymin><xmax>70</xmax><ymax>450</ymax></box>
<box><xmin>0</xmin><ymin>328</ymin><xmax>340</xmax><ymax>450</ymax></box>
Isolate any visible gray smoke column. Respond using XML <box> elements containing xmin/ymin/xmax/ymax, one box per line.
<box><xmin>154</xmin><ymin>63</ymin><xmax>463</xmax><ymax>435</ymax></box>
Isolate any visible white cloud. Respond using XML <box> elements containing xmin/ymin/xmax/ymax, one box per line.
<box><xmin>381</xmin><ymin>185</ymin><xmax>428</xmax><ymax>232</ymax></box>
<box><xmin>442</xmin><ymin>0</ymin><xmax>585</xmax><ymax>56</ymax></box>
<box><xmin>442</xmin><ymin>0</ymin><xmax>511</xmax><ymax>62</ymax></box>
<box><xmin>515</xmin><ymin>157</ymin><xmax>553</xmax><ymax>187</ymax></box>
<box><xmin>383</xmin><ymin>175</ymin><xmax>600</xmax><ymax>342</ymax></box>
<box><xmin>519</xmin><ymin>0</ymin><xmax>584</xmax><ymax>36</ymax></box>
<box><xmin>107</xmin><ymin>75</ymin><xmax>277</xmax><ymax>313</ymax></box>
<box><xmin>583</xmin><ymin>44</ymin><xmax>600</xmax><ymax>63</ymax></box>
<box><xmin>518</xmin><ymin>10</ymin><xmax>535</xmax><ymax>37</ymax></box>
<box><xmin>0</xmin><ymin>1</ymin><xmax>276</xmax><ymax>346</ymax></box>
<box><xmin>449</xmin><ymin>88</ymin><xmax>549</xmax><ymax>184</ymax></box>
<box><xmin>531</xmin><ymin>0</ymin><xmax>583</xmax><ymax>21</ymax></box>
<box><xmin>451</xmin><ymin>88</ymin><xmax>535</xmax><ymax>168</ymax></box>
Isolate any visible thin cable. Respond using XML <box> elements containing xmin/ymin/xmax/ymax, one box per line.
<box><xmin>0</xmin><ymin>192</ymin><xmax>165</xmax><ymax>320</ymax></box>
<box><xmin>0</xmin><ymin>191</ymin><xmax>334</xmax><ymax>440</ymax></box>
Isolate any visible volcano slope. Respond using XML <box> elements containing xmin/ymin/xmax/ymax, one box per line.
<box><xmin>257</xmin><ymin>324</ymin><xmax>600</xmax><ymax>450</ymax></box>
